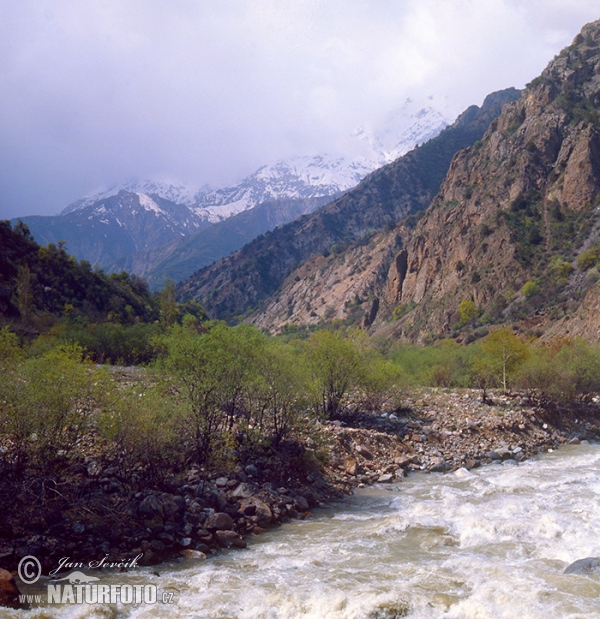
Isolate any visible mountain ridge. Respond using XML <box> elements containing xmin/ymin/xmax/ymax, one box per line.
<box><xmin>179</xmin><ymin>88</ymin><xmax>520</xmax><ymax>320</ymax></box>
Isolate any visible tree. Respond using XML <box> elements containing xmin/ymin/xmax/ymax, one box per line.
<box><xmin>16</xmin><ymin>264</ymin><xmax>34</xmax><ymax>324</ymax></box>
<box><xmin>159</xmin><ymin>279</ymin><xmax>177</xmax><ymax>327</ymax></box>
<box><xmin>304</xmin><ymin>330</ymin><xmax>366</xmax><ymax>418</ymax></box>
<box><xmin>458</xmin><ymin>299</ymin><xmax>478</xmax><ymax>325</ymax></box>
<box><xmin>477</xmin><ymin>327</ymin><xmax>529</xmax><ymax>393</ymax></box>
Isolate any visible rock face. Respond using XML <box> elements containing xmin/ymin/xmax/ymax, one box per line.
<box><xmin>380</xmin><ymin>20</ymin><xmax>600</xmax><ymax>340</ymax></box>
<box><xmin>232</xmin><ymin>19</ymin><xmax>600</xmax><ymax>342</ymax></box>
<box><xmin>179</xmin><ymin>88</ymin><xmax>520</xmax><ymax>322</ymax></box>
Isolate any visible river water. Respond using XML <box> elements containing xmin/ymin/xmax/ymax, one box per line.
<box><xmin>9</xmin><ymin>444</ymin><xmax>600</xmax><ymax>619</ymax></box>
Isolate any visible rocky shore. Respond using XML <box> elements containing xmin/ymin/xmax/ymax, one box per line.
<box><xmin>2</xmin><ymin>388</ymin><xmax>599</xmax><ymax>594</ymax></box>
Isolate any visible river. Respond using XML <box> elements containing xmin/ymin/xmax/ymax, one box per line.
<box><xmin>8</xmin><ymin>444</ymin><xmax>600</xmax><ymax>619</ymax></box>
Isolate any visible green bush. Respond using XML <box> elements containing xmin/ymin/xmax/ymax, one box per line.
<box><xmin>522</xmin><ymin>281</ymin><xmax>541</xmax><ymax>298</ymax></box>
<box><xmin>0</xmin><ymin>344</ymin><xmax>105</xmax><ymax>471</ymax></box>
<box><xmin>577</xmin><ymin>245</ymin><xmax>600</xmax><ymax>270</ymax></box>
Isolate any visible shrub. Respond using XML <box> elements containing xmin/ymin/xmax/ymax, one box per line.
<box><xmin>458</xmin><ymin>299</ymin><xmax>478</xmax><ymax>325</ymax></box>
<box><xmin>577</xmin><ymin>245</ymin><xmax>600</xmax><ymax>270</ymax></box>
<box><xmin>522</xmin><ymin>281</ymin><xmax>541</xmax><ymax>298</ymax></box>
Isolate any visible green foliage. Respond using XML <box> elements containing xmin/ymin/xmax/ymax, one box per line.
<box><xmin>577</xmin><ymin>244</ymin><xmax>600</xmax><ymax>270</ymax></box>
<box><xmin>304</xmin><ymin>330</ymin><xmax>367</xmax><ymax>418</ymax></box>
<box><xmin>548</xmin><ymin>255</ymin><xmax>574</xmax><ymax>279</ymax></box>
<box><xmin>522</xmin><ymin>281</ymin><xmax>541</xmax><ymax>298</ymax></box>
<box><xmin>390</xmin><ymin>340</ymin><xmax>474</xmax><ymax>388</ymax></box>
<box><xmin>159</xmin><ymin>279</ymin><xmax>177</xmax><ymax>327</ymax></box>
<box><xmin>0</xmin><ymin>344</ymin><xmax>105</xmax><ymax>471</ymax></box>
<box><xmin>458</xmin><ymin>299</ymin><xmax>478</xmax><ymax>325</ymax></box>
<box><xmin>392</xmin><ymin>301</ymin><xmax>417</xmax><ymax>321</ymax></box>
<box><xmin>100</xmin><ymin>380</ymin><xmax>184</xmax><ymax>483</ymax></box>
<box><xmin>0</xmin><ymin>220</ymin><xmax>159</xmax><ymax>324</ymax></box>
<box><xmin>516</xmin><ymin>339</ymin><xmax>600</xmax><ymax>402</ymax></box>
<box><xmin>474</xmin><ymin>328</ymin><xmax>529</xmax><ymax>393</ymax></box>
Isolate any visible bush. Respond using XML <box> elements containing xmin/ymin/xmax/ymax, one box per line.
<box><xmin>458</xmin><ymin>299</ymin><xmax>478</xmax><ymax>325</ymax></box>
<box><xmin>0</xmin><ymin>344</ymin><xmax>105</xmax><ymax>471</ymax></box>
<box><xmin>577</xmin><ymin>245</ymin><xmax>600</xmax><ymax>270</ymax></box>
<box><xmin>522</xmin><ymin>281</ymin><xmax>541</xmax><ymax>298</ymax></box>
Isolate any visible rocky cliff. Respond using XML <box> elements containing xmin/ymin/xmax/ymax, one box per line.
<box><xmin>249</xmin><ymin>20</ymin><xmax>600</xmax><ymax>343</ymax></box>
<box><xmin>381</xmin><ymin>20</ymin><xmax>600</xmax><ymax>342</ymax></box>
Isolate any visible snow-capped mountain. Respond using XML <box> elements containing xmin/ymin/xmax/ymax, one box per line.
<box><xmin>17</xmin><ymin>191</ymin><xmax>210</xmax><ymax>269</ymax></box>
<box><xmin>192</xmin><ymin>104</ymin><xmax>449</xmax><ymax>222</ymax></box>
<box><xmin>62</xmin><ymin>180</ymin><xmax>198</xmax><ymax>214</ymax></box>
<box><xmin>18</xmin><ymin>103</ymin><xmax>450</xmax><ymax>280</ymax></box>
<box><xmin>60</xmin><ymin>104</ymin><xmax>450</xmax><ymax>224</ymax></box>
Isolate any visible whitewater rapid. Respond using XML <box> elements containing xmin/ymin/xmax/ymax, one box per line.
<box><xmin>8</xmin><ymin>444</ymin><xmax>600</xmax><ymax>619</ymax></box>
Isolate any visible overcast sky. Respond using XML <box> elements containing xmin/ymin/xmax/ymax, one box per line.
<box><xmin>1</xmin><ymin>0</ymin><xmax>599</xmax><ymax>219</ymax></box>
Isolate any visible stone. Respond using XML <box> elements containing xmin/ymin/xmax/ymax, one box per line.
<box><xmin>215</xmin><ymin>530</ymin><xmax>247</xmax><ymax>549</ymax></box>
<box><xmin>231</xmin><ymin>482</ymin><xmax>258</xmax><ymax>499</ymax></box>
<box><xmin>139</xmin><ymin>495</ymin><xmax>163</xmax><ymax>519</ymax></box>
<box><xmin>215</xmin><ymin>477</ymin><xmax>228</xmax><ymax>487</ymax></box>
<box><xmin>244</xmin><ymin>464</ymin><xmax>258</xmax><ymax>477</ymax></box>
<box><xmin>344</xmin><ymin>457</ymin><xmax>359</xmax><ymax>476</ymax></box>
<box><xmin>0</xmin><ymin>569</ymin><xmax>21</xmax><ymax>609</ymax></box>
<box><xmin>564</xmin><ymin>557</ymin><xmax>600</xmax><ymax>574</ymax></box>
<box><xmin>377</xmin><ymin>473</ymin><xmax>393</xmax><ymax>483</ymax></box>
<box><xmin>178</xmin><ymin>537</ymin><xmax>192</xmax><ymax>548</ymax></box>
<box><xmin>205</xmin><ymin>512</ymin><xmax>234</xmax><ymax>531</ymax></box>
<box><xmin>487</xmin><ymin>451</ymin><xmax>501</xmax><ymax>461</ymax></box>
<box><xmin>453</xmin><ymin>467</ymin><xmax>472</xmax><ymax>478</ymax></box>
<box><xmin>355</xmin><ymin>445</ymin><xmax>373</xmax><ymax>459</ymax></box>
<box><xmin>430</xmin><ymin>459</ymin><xmax>447</xmax><ymax>473</ymax></box>
<box><xmin>293</xmin><ymin>496</ymin><xmax>309</xmax><ymax>512</ymax></box>
<box><xmin>568</xmin><ymin>437</ymin><xmax>580</xmax><ymax>445</ymax></box>
<box><xmin>394</xmin><ymin>455</ymin><xmax>412</xmax><ymax>468</ymax></box>
<box><xmin>180</xmin><ymin>549</ymin><xmax>207</xmax><ymax>560</ymax></box>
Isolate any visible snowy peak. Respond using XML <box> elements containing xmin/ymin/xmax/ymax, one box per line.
<box><xmin>62</xmin><ymin>180</ymin><xmax>197</xmax><ymax>214</ymax></box>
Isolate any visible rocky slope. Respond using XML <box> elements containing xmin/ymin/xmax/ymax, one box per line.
<box><xmin>253</xmin><ymin>20</ymin><xmax>600</xmax><ymax>342</ymax></box>
<box><xmin>379</xmin><ymin>20</ymin><xmax>600</xmax><ymax>342</ymax></box>
<box><xmin>180</xmin><ymin>89</ymin><xmax>519</xmax><ymax>320</ymax></box>
<box><xmin>3</xmin><ymin>386</ymin><xmax>598</xmax><ymax>582</ymax></box>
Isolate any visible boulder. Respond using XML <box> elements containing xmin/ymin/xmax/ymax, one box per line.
<box><xmin>231</xmin><ymin>482</ymin><xmax>258</xmax><ymax>499</ymax></box>
<box><xmin>344</xmin><ymin>457</ymin><xmax>359</xmax><ymax>476</ymax></box>
<box><xmin>0</xmin><ymin>569</ymin><xmax>21</xmax><ymax>609</ymax></box>
<box><xmin>430</xmin><ymin>459</ymin><xmax>447</xmax><ymax>473</ymax></box>
<box><xmin>564</xmin><ymin>557</ymin><xmax>600</xmax><ymax>574</ymax></box>
<box><xmin>205</xmin><ymin>512</ymin><xmax>234</xmax><ymax>531</ymax></box>
<box><xmin>138</xmin><ymin>495</ymin><xmax>163</xmax><ymax>519</ymax></box>
<box><xmin>180</xmin><ymin>549</ymin><xmax>207</xmax><ymax>560</ymax></box>
<box><xmin>215</xmin><ymin>530</ymin><xmax>246</xmax><ymax>549</ymax></box>
<box><xmin>377</xmin><ymin>474</ymin><xmax>394</xmax><ymax>483</ymax></box>
<box><xmin>293</xmin><ymin>495</ymin><xmax>309</xmax><ymax>512</ymax></box>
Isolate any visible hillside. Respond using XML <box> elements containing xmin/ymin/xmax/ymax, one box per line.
<box><xmin>251</xmin><ymin>20</ymin><xmax>600</xmax><ymax>343</ymax></box>
<box><xmin>179</xmin><ymin>88</ymin><xmax>520</xmax><ymax>320</ymax></box>
<box><xmin>0</xmin><ymin>220</ymin><xmax>157</xmax><ymax>324</ymax></box>
<box><xmin>14</xmin><ymin>191</ymin><xmax>209</xmax><ymax>270</ymax></box>
<box><xmin>378</xmin><ymin>19</ymin><xmax>600</xmax><ymax>343</ymax></box>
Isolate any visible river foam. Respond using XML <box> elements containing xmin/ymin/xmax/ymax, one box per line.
<box><xmin>7</xmin><ymin>444</ymin><xmax>600</xmax><ymax>619</ymax></box>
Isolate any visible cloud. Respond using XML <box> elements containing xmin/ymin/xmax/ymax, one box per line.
<box><xmin>0</xmin><ymin>0</ymin><xmax>599</xmax><ymax>218</ymax></box>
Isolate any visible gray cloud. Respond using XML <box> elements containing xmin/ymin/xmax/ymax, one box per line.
<box><xmin>1</xmin><ymin>0</ymin><xmax>599</xmax><ymax>218</ymax></box>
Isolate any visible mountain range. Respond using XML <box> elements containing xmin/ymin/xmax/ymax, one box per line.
<box><xmin>13</xmin><ymin>102</ymin><xmax>449</xmax><ymax>290</ymax></box>
<box><xmin>180</xmin><ymin>19</ymin><xmax>600</xmax><ymax>345</ymax></box>
<box><xmin>178</xmin><ymin>88</ymin><xmax>520</xmax><ymax>321</ymax></box>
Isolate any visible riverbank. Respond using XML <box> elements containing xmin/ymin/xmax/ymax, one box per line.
<box><xmin>2</xmin><ymin>388</ymin><xmax>599</xmax><ymax>593</ymax></box>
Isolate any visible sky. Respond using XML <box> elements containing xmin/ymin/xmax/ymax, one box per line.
<box><xmin>1</xmin><ymin>0</ymin><xmax>600</xmax><ymax>219</ymax></box>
